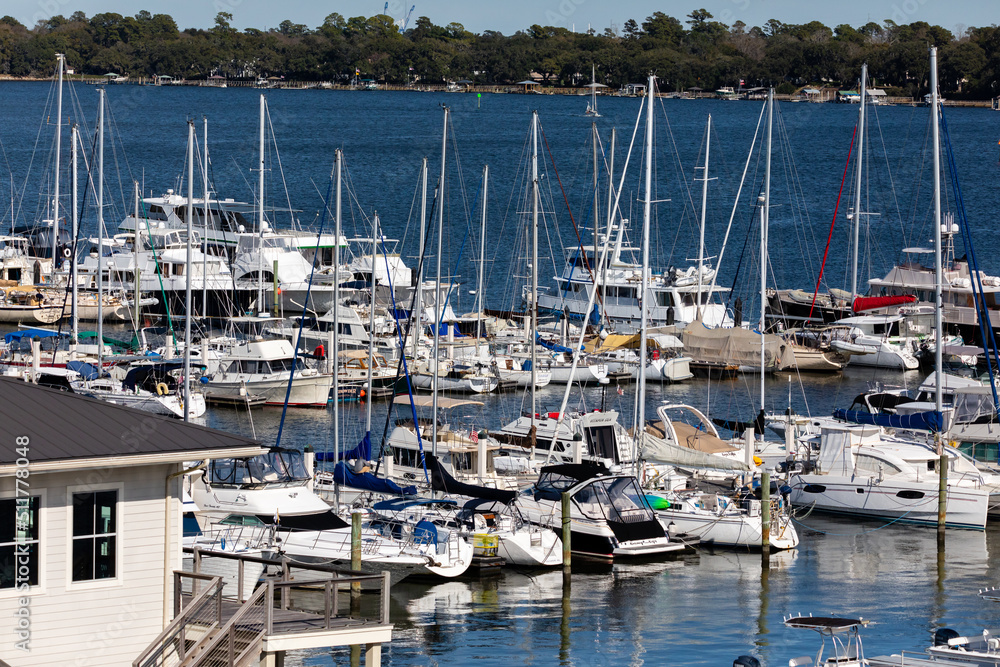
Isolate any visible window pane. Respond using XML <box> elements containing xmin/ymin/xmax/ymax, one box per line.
<box><xmin>72</xmin><ymin>537</ymin><xmax>94</xmax><ymax>581</ymax></box>
<box><xmin>73</xmin><ymin>493</ymin><xmax>95</xmax><ymax>536</ymax></box>
<box><xmin>95</xmin><ymin>537</ymin><xmax>116</xmax><ymax>579</ymax></box>
<box><xmin>96</xmin><ymin>491</ymin><xmax>117</xmax><ymax>535</ymax></box>
<box><xmin>0</xmin><ymin>499</ymin><xmax>14</xmax><ymax>543</ymax></box>
<box><xmin>0</xmin><ymin>543</ymin><xmax>38</xmax><ymax>589</ymax></box>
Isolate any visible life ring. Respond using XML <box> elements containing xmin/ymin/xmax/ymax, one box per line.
<box><xmin>155</xmin><ymin>382</ymin><xmax>169</xmax><ymax>396</ymax></box>
<box><xmin>62</xmin><ymin>247</ymin><xmax>72</xmax><ymax>258</ymax></box>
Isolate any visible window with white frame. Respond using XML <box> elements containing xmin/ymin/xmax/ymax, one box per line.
<box><xmin>71</xmin><ymin>490</ymin><xmax>117</xmax><ymax>582</ymax></box>
<box><xmin>0</xmin><ymin>496</ymin><xmax>40</xmax><ymax>589</ymax></box>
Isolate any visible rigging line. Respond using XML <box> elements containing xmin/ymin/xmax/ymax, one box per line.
<box><xmin>940</xmin><ymin>110</ymin><xmax>1000</xmax><ymax>417</ymax></box>
<box><xmin>264</xmin><ymin>104</ymin><xmax>296</xmax><ymax>230</ymax></box>
<box><xmin>274</xmin><ymin>163</ymin><xmax>336</xmax><ymax>449</ymax></box>
<box><xmin>537</xmin><ymin>121</ymin><xmax>595</xmax><ymax>283</ymax></box>
<box><xmin>705</xmin><ymin>102</ymin><xmax>766</xmax><ymax>311</ymax></box>
<box><xmin>15</xmin><ymin>75</ymin><xmax>58</xmax><ymax>230</ymax></box>
<box><xmin>373</xmin><ymin>181</ymin><xmax>441</xmax><ymax>481</ymax></box>
<box><xmin>808</xmin><ymin>121</ymin><xmax>858</xmax><ymax>319</ymax></box>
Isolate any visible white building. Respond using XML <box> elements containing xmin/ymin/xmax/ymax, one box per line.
<box><xmin>0</xmin><ymin>376</ymin><xmax>264</xmax><ymax>666</ymax></box>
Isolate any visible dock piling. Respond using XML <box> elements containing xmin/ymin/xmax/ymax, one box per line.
<box><xmin>561</xmin><ymin>491</ymin><xmax>571</xmax><ymax>577</ymax></box>
<box><xmin>761</xmin><ymin>471</ymin><xmax>771</xmax><ymax>554</ymax></box>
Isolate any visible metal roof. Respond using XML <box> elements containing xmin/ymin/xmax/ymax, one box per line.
<box><xmin>0</xmin><ymin>377</ymin><xmax>264</xmax><ymax>470</ymax></box>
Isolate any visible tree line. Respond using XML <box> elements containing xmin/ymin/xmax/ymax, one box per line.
<box><xmin>0</xmin><ymin>9</ymin><xmax>997</xmax><ymax>98</ymax></box>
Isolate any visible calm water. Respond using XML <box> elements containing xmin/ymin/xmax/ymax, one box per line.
<box><xmin>4</xmin><ymin>82</ymin><xmax>1000</xmax><ymax>665</ymax></box>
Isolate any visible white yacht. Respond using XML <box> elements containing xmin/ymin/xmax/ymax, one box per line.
<box><xmin>534</xmin><ymin>232</ymin><xmax>732</xmax><ymax>334</ymax></box>
<box><xmin>787</xmin><ymin>423</ymin><xmax>991</xmax><ymax>529</ymax></box>
<box><xmin>187</xmin><ymin>450</ymin><xmax>461</xmax><ymax>583</ymax></box>
<box><xmin>495</xmin><ymin>409</ymin><xmax>637</xmax><ymax>470</ymax></box>
<box><xmin>514</xmin><ymin>463</ymin><xmax>689</xmax><ymax>559</ymax></box>
<box><xmin>830</xmin><ymin>314</ymin><xmax>922</xmax><ymax>370</ymax></box>
<box><xmin>206</xmin><ymin>338</ymin><xmax>332</xmax><ymax>406</ymax></box>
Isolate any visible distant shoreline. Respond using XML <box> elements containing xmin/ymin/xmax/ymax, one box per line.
<box><xmin>0</xmin><ymin>76</ymin><xmax>993</xmax><ymax>107</ymax></box>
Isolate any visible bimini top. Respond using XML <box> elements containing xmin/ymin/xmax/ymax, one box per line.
<box><xmin>372</xmin><ymin>497</ymin><xmax>459</xmax><ymax>512</ymax></box>
<box><xmin>538</xmin><ymin>463</ymin><xmax>609</xmax><ymax>483</ymax></box>
<box><xmin>392</xmin><ymin>395</ymin><xmax>483</xmax><ymax>409</ymax></box>
<box><xmin>784</xmin><ymin>616</ymin><xmax>868</xmax><ymax>633</ymax></box>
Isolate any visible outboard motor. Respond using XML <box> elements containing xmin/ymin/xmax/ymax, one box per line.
<box><xmin>934</xmin><ymin>628</ymin><xmax>960</xmax><ymax>646</ymax></box>
<box><xmin>734</xmin><ymin>656</ymin><xmax>762</xmax><ymax>667</ymax></box>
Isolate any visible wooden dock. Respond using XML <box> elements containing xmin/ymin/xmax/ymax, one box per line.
<box><xmin>134</xmin><ymin>551</ymin><xmax>393</xmax><ymax>667</ymax></box>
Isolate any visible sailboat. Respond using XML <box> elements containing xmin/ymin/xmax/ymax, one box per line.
<box><xmin>786</xmin><ymin>48</ymin><xmax>992</xmax><ymax>530</ymax></box>
<box><xmin>584</xmin><ymin>64</ymin><xmax>602</xmax><ymax>117</ymax></box>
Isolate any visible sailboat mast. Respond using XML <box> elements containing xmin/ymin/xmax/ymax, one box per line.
<box><xmin>592</xmin><ymin>123</ymin><xmax>599</xmax><ymax>300</ymax></box>
<box><xmin>334</xmin><ymin>149</ymin><xmax>342</xmax><ymax>461</ymax></box>
<box><xmin>851</xmin><ymin>63</ymin><xmax>867</xmax><ymax>297</ymax></box>
<box><xmin>97</xmin><ymin>88</ymin><xmax>105</xmax><ymax>368</ymax></box>
<box><xmin>697</xmin><ymin>114</ymin><xmax>711</xmax><ymax>320</ymax></box>
<box><xmin>366</xmin><ymin>215</ymin><xmax>378</xmax><ymax>434</ymax></box>
<box><xmin>476</xmin><ymin>165</ymin><xmax>488</xmax><ymax>340</ymax></box>
<box><xmin>760</xmin><ymin>89</ymin><xmax>773</xmax><ymax>411</ymax></box>
<box><xmin>413</xmin><ymin>158</ymin><xmax>427</xmax><ymax>359</ymax></box>
<box><xmin>637</xmin><ymin>73</ymin><xmax>654</xmax><ymax>461</ymax></box>
<box><xmin>432</xmin><ymin>108</ymin><xmax>448</xmax><ymax>459</ymax></box>
<box><xmin>605</xmin><ymin>128</ymin><xmax>615</xmax><ymax>310</ymax></box>
<box><xmin>202</xmin><ymin>116</ymin><xmax>209</xmax><ymax>317</ymax></box>
<box><xmin>70</xmin><ymin>125</ymin><xmax>78</xmax><ymax>344</ymax></box>
<box><xmin>183</xmin><ymin>120</ymin><xmax>194</xmax><ymax>422</ymax></box>
<box><xmin>52</xmin><ymin>54</ymin><xmax>64</xmax><ymax>273</ymax></box>
<box><xmin>257</xmin><ymin>94</ymin><xmax>265</xmax><ymax>311</ymax></box>
<box><xmin>530</xmin><ymin>111</ymin><xmax>539</xmax><ymax>429</ymax></box>
<box><xmin>930</xmin><ymin>48</ymin><xmax>944</xmax><ymax>428</ymax></box>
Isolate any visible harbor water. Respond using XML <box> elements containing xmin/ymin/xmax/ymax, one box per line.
<box><xmin>3</xmin><ymin>82</ymin><xmax>1000</xmax><ymax>665</ymax></box>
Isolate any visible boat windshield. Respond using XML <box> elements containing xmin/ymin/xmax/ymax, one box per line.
<box><xmin>208</xmin><ymin>450</ymin><xmax>310</xmax><ymax>488</ymax></box>
<box><xmin>573</xmin><ymin>477</ymin><xmax>656</xmax><ymax>522</ymax></box>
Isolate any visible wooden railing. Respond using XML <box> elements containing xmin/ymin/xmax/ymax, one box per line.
<box><xmin>133</xmin><ymin>572</ymin><xmax>224</xmax><ymax>667</ymax></box>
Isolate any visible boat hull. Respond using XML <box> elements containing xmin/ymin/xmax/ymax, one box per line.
<box><xmin>207</xmin><ymin>374</ymin><xmax>332</xmax><ymax>406</ymax></box>
<box><xmin>789</xmin><ymin>474</ymin><xmax>989</xmax><ymax>529</ymax></box>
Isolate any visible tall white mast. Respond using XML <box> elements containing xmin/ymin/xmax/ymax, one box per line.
<box><xmin>930</xmin><ymin>47</ymin><xmax>944</xmax><ymax>439</ymax></box>
<box><xmin>475</xmin><ymin>165</ymin><xmax>488</xmax><ymax>341</ymax></box>
<box><xmin>183</xmin><ymin>120</ymin><xmax>194</xmax><ymax>422</ymax></box>
<box><xmin>637</xmin><ymin>73</ymin><xmax>655</xmax><ymax>463</ymax></box>
<box><xmin>432</xmin><ymin>108</ymin><xmax>448</xmax><ymax>458</ymax></box>
<box><xmin>52</xmin><ymin>54</ymin><xmax>65</xmax><ymax>274</ymax></box>
<box><xmin>257</xmin><ymin>94</ymin><xmax>266</xmax><ymax>312</ymax></box>
<box><xmin>605</xmin><ymin>127</ymin><xmax>615</xmax><ymax>310</ymax></box>
<box><xmin>333</xmin><ymin>150</ymin><xmax>342</xmax><ymax>461</ymax></box>
<box><xmin>696</xmin><ymin>114</ymin><xmax>711</xmax><ymax>320</ymax></box>
<box><xmin>851</xmin><ymin>63</ymin><xmax>867</xmax><ymax>297</ymax></box>
<box><xmin>202</xmin><ymin>116</ymin><xmax>209</xmax><ymax>317</ymax></box>
<box><xmin>97</xmin><ymin>88</ymin><xmax>105</xmax><ymax>369</ymax></box>
<box><xmin>412</xmin><ymin>158</ymin><xmax>428</xmax><ymax>359</ymax></box>
<box><xmin>70</xmin><ymin>124</ymin><xmax>78</xmax><ymax>345</ymax></box>
<box><xmin>366</xmin><ymin>214</ymin><xmax>378</xmax><ymax>434</ymax></box>
<box><xmin>760</xmin><ymin>89</ymin><xmax>773</xmax><ymax>410</ymax></box>
<box><xmin>530</xmin><ymin>111</ymin><xmax>539</xmax><ymax>429</ymax></box>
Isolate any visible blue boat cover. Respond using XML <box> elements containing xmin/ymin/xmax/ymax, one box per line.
<box><xmin>315</xmin><ymin>433</ymin><xmax>371</xmax><ymax>462</ymax></box>
<box><xmin>66</xmin><ymin>360</ymin><xmax>100</xmax><ymax>381</ymax></box>
<box><xmin>833</xmin><ymin>409</ymin><xmax>943</xmax><ymax>432</ymax></box>
<box><xmin>535</xmin><ymin>334</ymin><xmax>581</xmax><ymax>354</ymax></box>
<box><xmin>4</xmin><ymin>329</ymin><xmax>62</xmax><ymax>343</ymax></box>
<box><xmin>332</xmin><ymin>462</ymin><xmax>417</xmax><ymax>496</ymax></box>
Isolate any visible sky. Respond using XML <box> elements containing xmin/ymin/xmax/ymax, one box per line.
<box><xmin>7</xmin><ymin>0</ymin><xmax>994</xmax><ymax>36</ymax></box>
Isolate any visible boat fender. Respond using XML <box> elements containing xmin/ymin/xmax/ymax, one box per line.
<box><xmin>155</xmin><ymin>382</ymin><xmax>169</xmax><ymax>396</ymax></box>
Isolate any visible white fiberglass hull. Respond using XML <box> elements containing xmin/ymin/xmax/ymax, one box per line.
<box><xmin>789</xmin><ymin>474</ymin><xmax>988</xmax><ymax>529</ymax></box>
<box><xmin>496</xmin><ymin>368</ymin><xmax>552</xmax><ymax>388</ymax></box>
<box><xmin>496</xmin><ymin>529</ymin><xmax>563</xmax><ymax>567</ymax></box>
<box><xmin>410</xmin><ymin>372</ymin><xmax>497</xmax><ymax>393</ymax></box>
<box><xmin>546</xmin><ymin>363</ymin><xmax>608</xmax><ymax>384</ymax></box>
<box><xmin>208</xmin><ymin>373</ymin><xmax>332</xmax><ymax>406</ymax></box>
<box><xmin>657</xmin><ymin>509</ymin><xmax>798</xmax><ymax>550</ymax></box>
<box><xmin>635</xmin><ymin>357</ymin><xmax>694</xmax><ymax>382</ymax></box>
<box><xmin>846</xmin><ymin>343</ymin><xmax>919</xmax><ymax>370</ymax></box>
